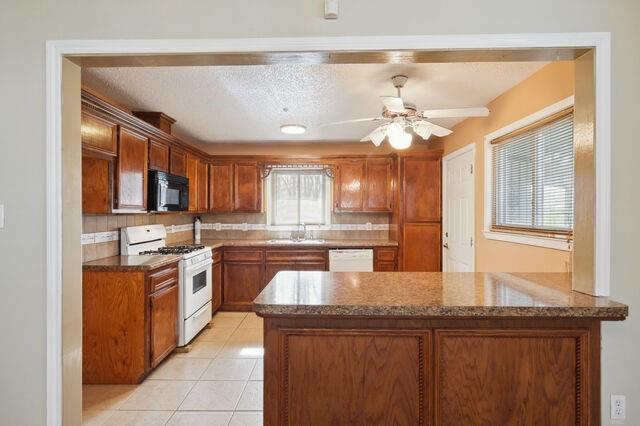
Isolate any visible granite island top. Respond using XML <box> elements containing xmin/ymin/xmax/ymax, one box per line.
<box><xmin>253</xmin><ymin>271</ymin><xmax>628</xmax><ymax>319</ymax></box>
<box><xmin>83</xmin><ymin>255</ymin><xmax>181</xmax><ymax>271</ymax></box>
<box><xmin>175</xmin><ymin>238</ymin><xmax>399</xmax><ymax>249</ymax></box>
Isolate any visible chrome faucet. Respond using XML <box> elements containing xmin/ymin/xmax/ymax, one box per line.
<box><xmin>291</xmin><ymin>223</ymin><xmax>307</xmax><ymax>242</ymax></box>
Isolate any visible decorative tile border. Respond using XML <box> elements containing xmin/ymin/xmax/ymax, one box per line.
<box><xmin>82</xmin><ymin>222</ymin><xmax>389</xmax><ymax>243</ymax></box>
<box><xmin>81</xmin><ymin>231</ymin><xmax>119</xmax><ymax>245</ymax></box>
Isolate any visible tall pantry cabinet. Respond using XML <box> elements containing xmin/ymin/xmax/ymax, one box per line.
<box><xmin>391</xmin><ymin>153</ymin><xmax>442</xmax><ymax>271</ymax></box>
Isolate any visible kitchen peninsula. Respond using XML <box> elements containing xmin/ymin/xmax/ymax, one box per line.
<box><xmin>254</xmin><ymin>271</ymin><xmax>627</xmax><ymax>425</ymax></box>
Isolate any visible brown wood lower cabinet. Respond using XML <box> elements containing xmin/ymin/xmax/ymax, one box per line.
<box><xmin>374</xmin><ymin>247</ymin><xmax>398</xmax><ymax>271</ymax></box>
<box><xmin>149</xmin><ymin>284</ymin><xmax>178</xmax><ymax>368</ymax></box>
<box><xmin>403</xmin><ymin>223</ymin><xmax>441</xmax><ymax>271</ymax></box>
<box><xmin>82</xmin><ymin>262</ymin><xmax>179</xmax><ymax>384</ymax></box>
<box><xmin>263</xmin><ymin>316</ymin><xmax>599</xmax><ymax>425</ymax></box>
<box><xmin>212</xmin><ymin>248</ymin><xmax>223</xmax><ymax>313</ymax></box>
<box><xmin>222</xmin><ymin>249</ymin><xmax>264</xmax><ymax>311</ymax></box>
<box><xmin>220</xmin><ymin>246</ymin><xmax>398</xmax><ymax>310</ymax></box>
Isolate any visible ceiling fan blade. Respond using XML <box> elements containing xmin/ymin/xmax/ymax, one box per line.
<box><xmin>361</xmin><ymin>125</ymin><xmax>388</xmax><ymax>146</ymax></box>
<box><xmin>320</xmin><ymin>117</ymin><xmax>384</xmax><ymax>127</ymax></box>
<box><xmin>419</xmin><ymin>107</ymin><xmax>490</xmax><ymax>118</ymax></box>
<box><xmin>380</xmin><ymin>96</ymin><xmax>405</xmax><ymax>113</ymax></box>
<box><xmin>412</xmin><ymin>121</ymin><xmax>433</xmax><ymax>140</ymax></box>
<box><xmin>415</xmin><ymin>120</ymin><xmax>452</xmax><ymax>137</ymax></box>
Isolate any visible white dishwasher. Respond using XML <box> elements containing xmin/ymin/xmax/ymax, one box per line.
<box><xmin>329</xmin><ymin>249</ymin><xmax>374</xmax><ymax>272</ymax></box>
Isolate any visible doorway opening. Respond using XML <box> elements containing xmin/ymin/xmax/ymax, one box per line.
<box><xmin>47</xmin><ymin>34</ymin><xmax>610</xmax><ymax>425</ymax></box>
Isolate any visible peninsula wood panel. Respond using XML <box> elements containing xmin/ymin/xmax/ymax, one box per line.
<box><xmin>81</xmin><ymin>112</ymin><xmax>118</xmax><ymax>156</ymax></box>
<box><xmin>280</xmin><ymin>329</ymin><xmax>429</xmax><ymax>425</ymax></box>
<box><xmin>148</xmin><ymin>139</ymin><xmax>169</xmax><ymax>172</ymax></box>
<box><xmin>234</xmin><ymin>161</ymin><xmax>262</xmax><ymax>212</ymax></box>
<box><xmin>364</xmin><ymin>158</ymin><xmax>393</xmax><ymax>211</ymax></box>
<box><xmin>434</xmin><ymin>330</ymin><xmax>589</xmax><ymax>425</ymax></box>
<box><xmin>403</xmin><ymin>157</ymin><xmax>441</xmax><ymax>222</ymax></box>
<box><xmin>149</xmin><ymin>284</ymin><xmax>178</xmax><ymax>368</ymax></box>
<box><xmin>82</xmin><ymin>271</ymin><xmax>147</xmax><ymax>384</ymax></box>
<box><xmin>403</xmin><ymin>223</ymin><xmax>441</xmax><ymax>271</ymax></box>
<box><xmin>116</xmin><ymin>127</ymin><xmax>148</xmax><ymax>210</ymax></box>
<box><xmin>169</xmin><ymin>147</ymin><xmax>187</xmax><ymax>177</ymax></box>
<box><xmin>210</xmin><ymin>162</ymin><xmax>234</xmax><ymax>212</ymax></box>
<box><xmin>334</xmin><ymin>160</ymin><xmax>365</xmax><ymax>211</ymax></box>
<box><xmin>82</xmin><ymin>156</ymin><xmax>112</xmax><ymax>214</ymax></box>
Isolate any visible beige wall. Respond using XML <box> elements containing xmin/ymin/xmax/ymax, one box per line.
<box><xmin>442</xmin><ymin>61</ymin><xmax>575</xmax><ymax>273</ymax></box>
<box><xmin>2</xmin><ymin>2</ymin><xmax>639</xmax><ymax>425</ymax></box>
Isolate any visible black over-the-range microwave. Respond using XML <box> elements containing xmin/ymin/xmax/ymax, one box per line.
<box><xmin>148</xmin><ymin>170</ymin><xmax>189</xmax><ymax>212</ymax></box>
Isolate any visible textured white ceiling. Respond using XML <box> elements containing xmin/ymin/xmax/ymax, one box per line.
<box><xmin>82</xmin><ymin>62</ymin><xmax>547</xmax><ymax>143</ymax></box>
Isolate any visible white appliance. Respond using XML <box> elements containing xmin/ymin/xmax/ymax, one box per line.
<box><xmin>329</xmin><ymin>249</ymin><xmax>374</xmax><ymax>272</ymax></box>
<box><xmin>121</xmin><ymin>224</ymin><xmax>213</xmax><ymax>346</ymax></box>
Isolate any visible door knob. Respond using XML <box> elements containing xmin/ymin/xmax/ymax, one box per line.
<box><xmin>443</xmin><ymin>243</ymin><xmax>449</xmax><ymax>249</ymax></box>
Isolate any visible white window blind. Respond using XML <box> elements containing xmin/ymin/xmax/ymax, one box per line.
<box><xmin>491</xmin><ymin>109</ymin><xmax>574</xmax><ymax>234</ymax></box>
<box><xmin>271</xmin><ymin>170</ymin><xmax>326</xmax><ymax>225</ymax></box>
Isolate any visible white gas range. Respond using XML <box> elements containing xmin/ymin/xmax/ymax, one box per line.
<box><xmin>121</xmin><ymin>224</ymin><xmax>213</xmax><ymax>346</ymax></box>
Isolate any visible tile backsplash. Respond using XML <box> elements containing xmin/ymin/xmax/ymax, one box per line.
<box><xmin>82</xmin><ymin>211</ymin><xmax>391</xmax><ymax>262</ymax></box>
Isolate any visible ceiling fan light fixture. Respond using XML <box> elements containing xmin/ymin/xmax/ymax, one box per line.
<box><xmin>280</xmin><ymin>124</ymin><xmax>307</xmax><ymax>135</ymax></box>
<box><xmin>387</xmin><ymin>122</ymin><xmax>412</xmax><ymax>150</ymax></box>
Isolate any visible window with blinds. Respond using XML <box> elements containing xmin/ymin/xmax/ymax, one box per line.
<box><xmin>491</xmin><ymin>108</ymin><xmax>574</xmax><ymax>235</ymax></box>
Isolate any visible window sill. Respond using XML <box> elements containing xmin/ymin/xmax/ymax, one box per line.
<box><xmin>483</xmin><ymin>230</ymin><xmax>572</xmax><ymax>251</ymax></box>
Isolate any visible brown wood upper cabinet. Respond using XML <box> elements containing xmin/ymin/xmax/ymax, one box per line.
<box><xmin>334</xmin><ymin>158</ymin><xmax>392</xmax><ymax>213</ymax></box>
<box><xmin>148</xmin><ymin>140</ymin><xmax>169</xmax><ymax>172</ymax></box>
<box><xmin>186</xmin><ymin>154</ymin><xmax>199</xmax><ymax>211</ymax></box>
<box><xmin>233</xmin><ymin>161</ymin><xmax>262</xmax><ymax>212</ymax></box>
<box><xmin>169</xmin><ymin>147</ymin><xmax>187</xmax><ymax>177</ymax></box>
<box><xmin>81</xmin><ymin>112</ymin><xmax>118</xmax><ymax>156</ymax></box>
<box><xmin>364</xmin><ymin>158</ymin><xmax>393</xmax><ymax>212</ymax></box>
<box><xmin>116</xmin><ymin>127</ymin><xmax>148</xmax><ymax>211</ymax></box>
<box><xmin>334</xmin><ymin>160</ymin><xmax>365</xmax><ymax>211</ymax></box>
<box><xmin>197</xmin><ymin>159</ymin><xmax>209</xmax><ymax>211</ymax></box>
<box><xmin>209</xmin><ymin>162</ymin><xmax>234</xmax><ymax>212</ymax></box>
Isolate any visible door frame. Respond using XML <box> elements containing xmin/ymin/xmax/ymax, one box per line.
<box><xmin>442</xmin><ymin>144</ymin><xmax>476</xmax><ymax>272</ymax></box>
<box><xmin>46</xmin><ymin>33</ymin><xmax>611</xmax><ymax>425</ymax></box>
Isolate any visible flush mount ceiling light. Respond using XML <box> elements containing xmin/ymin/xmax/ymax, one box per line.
<box><xmin>320</xmin><ymin>75</ymin><xmax>490</xmax><ymax>150</ymax></box>
<box><xmin>280</xmin><ymin>124</ymin><xmax>307</xmax><ymax>135</ymax></box>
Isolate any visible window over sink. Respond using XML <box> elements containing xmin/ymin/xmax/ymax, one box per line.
<box><xmin>266</xmin><ymin>170</ymin><xmax>330</xmax><ymax>226</ymax></box>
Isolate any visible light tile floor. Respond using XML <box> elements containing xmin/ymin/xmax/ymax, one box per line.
<box><xmin>83</xmin><ymin>312</ymin><xmax>264</xmax><ymax>425</ymax></box>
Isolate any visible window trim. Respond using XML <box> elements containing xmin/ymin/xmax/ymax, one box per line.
<box><xmin>265</xmin><ymin>169</ymin><xmax>332</xmax><ymax>229</ymax></box>
<box><xmin>483</xmin><ymin>96</ymin><xmax>574</xmax><ymax>251</ymax></box>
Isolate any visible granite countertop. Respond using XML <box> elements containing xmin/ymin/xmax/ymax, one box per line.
<box><xmin>175</xmin><ymin>239</ymin><xmax>399</xmax><ymax>249</ymax></box>
<box><xmin>253</xmin><ymin>271</ymin><xmax>628</xmax><ymax>319</ymax></box>
<box><xmin>83</xmin><ymin>255</ymin><xmax>181</xmax><ymax>271</ymax></box>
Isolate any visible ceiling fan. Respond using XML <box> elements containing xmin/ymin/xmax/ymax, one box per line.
<box><xmin>321</xmin><ymin>75</ymin><xmax>490</xmax><ymax>149</ymax></box>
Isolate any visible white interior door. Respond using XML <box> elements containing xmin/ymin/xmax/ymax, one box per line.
<box><xmin>443</xmin><ymin>146</ymin><xmax>475</xmax><ymax>272</ymax></box>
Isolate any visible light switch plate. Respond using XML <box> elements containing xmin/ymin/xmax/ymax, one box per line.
<box><xmin>0</xmin><ymin>204</ymin><xmax>4</xmax><ymax>229</ymax></box>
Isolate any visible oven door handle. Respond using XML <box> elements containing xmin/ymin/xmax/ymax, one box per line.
<box><xmin>185</xmin><ymin>258</ymin><xmax>213</xmax><ymax>273</ymax></box>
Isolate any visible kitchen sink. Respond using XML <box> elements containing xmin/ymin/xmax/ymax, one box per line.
<box><xmin>266</xmin><ymin>239</ymin><xmax>326</xmax><ymax>245</ymax></box>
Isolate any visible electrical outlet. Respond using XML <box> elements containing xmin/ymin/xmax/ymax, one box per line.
<box><xmin>0</xmin><ymin>204</ymin><xmax>4</xmax><ymax>229</ymax></box>
<box><xmin>611</xmin><ymin>394</ymin><xmax>626</xmax><ymax>421</ymax></box>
